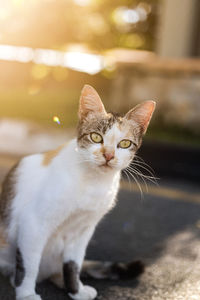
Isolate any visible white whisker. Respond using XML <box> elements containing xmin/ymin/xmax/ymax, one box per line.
<box><xmin>125</xmin><ymin>167</ymin><xmax>144</xmax><ymax>199</ymax></box>
<box><xmin>127</xmin><ymin>166</ymin><xmax>149</xmax><ymax>192</ymax></box>
<box><xmin>122</xmin><ymin>169</ymin><xmax>132</xmax><ymax>191</ymax></box>
<box><xmin>128</xmin><ymin>165</ymin><xmax>158</xmax><ymax>186</ymax></box>
<box><xmin>134</xmin><ymin>155</ymin><xmax>156</xmax><ymax>174</ymax></box>
<box><xmin>131</xmin><ymin>162</ymin><xmax>158</xmax><ymax>181</ymax></box>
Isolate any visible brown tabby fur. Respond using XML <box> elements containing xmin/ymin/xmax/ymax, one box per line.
<box><xmin>0</xmin><ymin>163</ymin><xmax>19</xmax><ymax>223</ymax></box>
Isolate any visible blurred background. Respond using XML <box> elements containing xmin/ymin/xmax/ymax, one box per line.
<box><xmin>0</xmin><ymin>0</ymin><xmax>200</xmax><ymax>181</ymax></box>
<box><xmin>0</xmin><ymin>1</ymin><xmax>200</xmax><ymax>299</ymax></box>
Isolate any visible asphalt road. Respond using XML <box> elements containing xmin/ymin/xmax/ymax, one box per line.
<box><xmin>0</xmin><ymin>155</ymin><xmax>200</xmax><ymax>300</ymax></box>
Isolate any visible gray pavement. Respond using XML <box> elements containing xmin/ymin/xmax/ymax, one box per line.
<box><xmin>0</xmin><ymin>157</ymin><xmax>200</xmax><ymax>299</ymax></box>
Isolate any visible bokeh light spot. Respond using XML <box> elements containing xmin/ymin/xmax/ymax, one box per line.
<box><xmin>31</xmin><ymin>64</ymin><xmax>50</xmax><ymax>80</ymax></box>
<box><xmin>53</xmin><ymin>116</ymin><xmax>61</xmax><ymax>125</ymax></box>
<box><xmin>119</xmin><ymin>34</ymin><xmax>145</xmax><ymax>49</ymax></box>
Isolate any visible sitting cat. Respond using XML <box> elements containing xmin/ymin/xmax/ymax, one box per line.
<box><xmin>0</xmin><ymin>85</ymin><xmax>155</xmax><ymax>300</ymax></box>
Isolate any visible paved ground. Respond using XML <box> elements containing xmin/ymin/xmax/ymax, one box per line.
<box><xmin>0</xmin><ymin>155</ymin><xmax>200</xmax><ymax>300</ymax></box>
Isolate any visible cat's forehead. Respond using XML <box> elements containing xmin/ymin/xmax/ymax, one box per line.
<box><xmin>79</xmin><ymin>112</ymin><xmax>123</xmax><ymax>134</ymax></box>
<box><xmin>79</xmin><ymin>112</ymin><xmax>139</xmax><ymax>139</ymax></box>
<box><xmin>77</xmin><ymin>112</ymin><xmax>141</xmax><ymax>148</ymax></box>
<box><xmin>105</xmin><ymin>118</ymin><xmax>139</xmax><ymax>142</ymax></box>
<box><xmin>89</xmin><ymin>112</ymin><xmax>122</xmax><ymax>133</ymax></box>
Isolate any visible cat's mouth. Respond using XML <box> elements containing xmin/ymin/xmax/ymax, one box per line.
<box><xmin>100</xmin><ymin>162</ymin><xmax>113</xmax><ymax>169</ymax></box>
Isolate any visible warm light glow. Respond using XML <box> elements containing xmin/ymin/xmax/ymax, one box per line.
<box><xmin>33</xmin><ymin>49</ymin><xmax>63</xmax><ymax>66</ymax></box>
<box><xmin>52</xmin><ymin>67</ymin><xmax>68</xmax><ymax>82</ymax></box>
<box><xmin>113</xmin><ymin>6</ymin><xmax>148</xmax><ymax>26</ymax></box>
<box><xmin>123</xmin><ymin>9</ymin><xmax>140</xmax><ymax>24</ymax></box>
<box><xmin>137</xmin><ymin>7</ymin><xmax>148</xmax><ymax>21</ymax></box>
<box><xmin>0</xmin><ymin>44</ymin><xmax>104</xmax><ymax>74</ymax></box>
<box><xmin>73</xmin><ymin>0</ymin><xmax>92</xmax><ymax>7</ymax></box>
<box><xmin>0</xmin><ymin>45</ymin><xmax>34</xmax><ymax>62</ymax></box>
<box><xmin>63</xmin><ymin>52</ymin><xmax>103</xmax><ymax>75</ymax></box>
<box><xmin>31</xmin><ymin>64</ymin><xmax>50</xmax><ymax>80</ymax></box>
<box><xmin>12</xmin><ymin>0</ymin><xmax>25</xmax><ymax>6</ymax></box>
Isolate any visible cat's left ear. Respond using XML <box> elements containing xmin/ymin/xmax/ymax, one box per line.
<box><xmin>125</xmin><ymin>101</ymin><xmax>156</xmax><ymax>134</ymax></box>
<box><xmin>79</xmin><ymin>85</ymin><xmax>106</xmax><ymax>120</ymax></box>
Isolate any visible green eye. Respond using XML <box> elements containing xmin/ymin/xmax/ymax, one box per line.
<box><xmin>118</xmin><ymin>139</ymin><xmax>132</xmax><ymax>149</ymax></box>
<box><xmin>90</xmin><ymin>132</ymin><xmax>103</xmax><ymax>143</ymax></box>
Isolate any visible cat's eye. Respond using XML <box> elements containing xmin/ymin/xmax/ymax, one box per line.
<box><xmin>90</xmin><ymin>132</ymin><xmax>103</xmax><ymax>143</ymax></box>
<box><xmin>118</xmin><ymin>139</ymin><xmax>132</xmax><ymax>149</ymax></box>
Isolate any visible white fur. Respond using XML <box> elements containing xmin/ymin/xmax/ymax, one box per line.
<box><xmin>3</xmin><ymin>137</ymin><xmax>124</xmax><ymax>300</ymax></box>
<box><xmin>69</xmin><ymin>282</ymin><xmax>97</xmax><ymax>300</ymax></box>
<box><xmin>0</xmin><ymin>84</ymin><xmax>155</xmax><ymax>300</ymax></box>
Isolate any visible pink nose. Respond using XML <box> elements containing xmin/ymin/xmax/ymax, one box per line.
<box><xmin>103</xmin><ymin>152</ymin><xmax>114</xmax><ymax>162</ymax></box>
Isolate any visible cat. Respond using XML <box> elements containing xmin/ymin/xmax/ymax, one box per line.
<box><xmin>0</xmin><ymin>85</ymin><xmax>155</xmax><ymax>300</ymax></box>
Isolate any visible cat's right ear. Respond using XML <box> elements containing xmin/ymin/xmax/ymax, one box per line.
<box><xmin>79</xmin><ymin>85</ymin><xmax>106</xmax><ymax>120</ymax></box>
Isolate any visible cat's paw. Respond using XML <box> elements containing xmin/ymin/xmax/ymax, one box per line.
<box><xmin>69</xmin><ymin>285</ymin><xmax>97</xmax><ymax>300</ymax></box>
<box><xmin>16</xmin><ymin>295</ymin><xmax>42</xmax><ymax>300</ymax></box>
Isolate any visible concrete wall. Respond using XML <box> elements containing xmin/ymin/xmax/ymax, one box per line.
<box><xmin>156</xmin><ymin>0</ymin><xmax>200</xmax><ymax>57</ymax></box>
<box><xmin>109</xmin><ymin>53</ymin><xmax>200</xmax><ymax>133</ymax></box>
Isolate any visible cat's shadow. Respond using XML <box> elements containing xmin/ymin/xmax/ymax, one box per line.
<box><xmin>0</xmin><ymin>273</ymin><xmax>140</xmax><ymax>300</ymax></box>
<box><xmin>37</xmin><ymin>278</ymin><xmax>139</xmax><ymax>300</ymax></box>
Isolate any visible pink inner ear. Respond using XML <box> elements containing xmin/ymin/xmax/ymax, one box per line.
<box><xmin>126</xmin><ymin>101</ymin><xmax>156</xmax><ymax>134</ymax></box>
<box><xmin>79</xmin><ymin>85</ymin><xmax>106</xmax><ymax>119</ymax></box>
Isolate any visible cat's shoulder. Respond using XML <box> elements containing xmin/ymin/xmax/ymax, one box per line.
<box><xmin>42</xmin><ymin>144</ymin><xmax>65</xmax><ymax>166</ymax></box>
<box><xmin>20</xmin><ymin>140</ymin><xmax>72</xmax><ymax>169</ymax></box>
<box><xmin>41</xmin><ymin>140</ymin><xmax>76</xmax><ymax>167</ymax></box>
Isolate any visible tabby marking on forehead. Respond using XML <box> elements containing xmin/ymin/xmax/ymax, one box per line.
<box><xmin>77</xmin><ymin>112</ymin><xmax>122</xmax><ymax>148</ymax></box>
<box><xmin>42</xmin><ymin>144</ymin><xmax>65</xmax><ymax>166</ymax></box>
<box><xmin>101</xmin><ymin>112</ymin><xmax>123</xmax><ymax>134</ymax></box>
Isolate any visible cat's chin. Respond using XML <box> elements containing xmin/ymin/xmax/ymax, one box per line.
<box><xmin>98</xmin><ymin>162</ymin><xmax>119</xmax><ymax>172</ymax></box>
<box><xmin>100</xmin><ymin>163</ymin><xmax>113</xmax><ymax>169</ymax></box>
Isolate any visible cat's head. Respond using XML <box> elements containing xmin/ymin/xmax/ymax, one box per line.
<box><xmin>77</xmin><ymin>85</ymin><xmax>155</xmax><ymax>172</ymax></box>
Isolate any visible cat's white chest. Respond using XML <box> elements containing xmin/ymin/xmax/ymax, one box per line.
<box><xmin>39</xmin><ymin>177</ymin><xmax>118</xmax><ymax>281</ymax></box>
<box><xmin>68</xmin><ymin>171</ymin><xmax>120</xmax><ymax>214</ymax></box>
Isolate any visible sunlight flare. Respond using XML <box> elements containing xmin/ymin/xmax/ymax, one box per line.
<box><xmin>0</xmin><ymin>44</ymin><xmax>104</xmax><ymax>74</ymax></box>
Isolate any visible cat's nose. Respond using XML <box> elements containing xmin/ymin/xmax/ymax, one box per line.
<box><xmin>103</xmin><ymin>152</ymin><xmax>114</xmax><ymax>162</ymax></box>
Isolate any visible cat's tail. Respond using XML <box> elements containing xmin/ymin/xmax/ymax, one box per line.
<box><xmin>0</xmin><ymin>224</ymin><xmax>14</xmax><ymax>276</ymax></box>
<box><xmin>81</xmin><ymin>259</ymin><xmax>145</xmax><ymax>280</ymax></box>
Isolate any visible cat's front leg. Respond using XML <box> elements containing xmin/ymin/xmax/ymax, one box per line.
<box><xmin>63</xmin><ymin>227</ymin><xmax>97</xmax><ymax>300</ymax></box>
<box><xmin>14</xmin><ymin>219</ymin><xmax>48</xmax><ymax>300</ymax></box>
